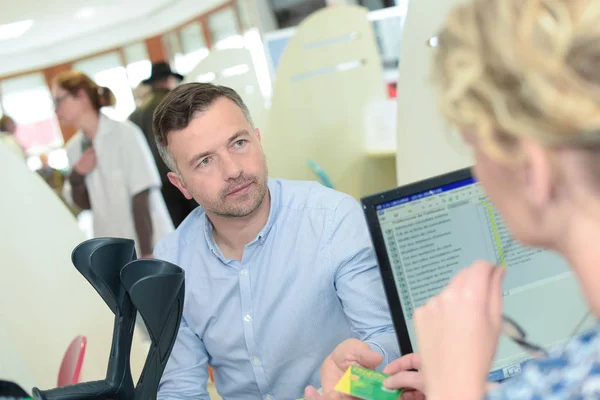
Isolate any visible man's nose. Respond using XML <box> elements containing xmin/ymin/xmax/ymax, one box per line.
<box><xmin>221</xmin><ymin>152</ymin><xmax>243</xmax><ymax>180</ymax></box>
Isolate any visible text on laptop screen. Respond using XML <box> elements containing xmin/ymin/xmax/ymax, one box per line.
<box><xmin>375</xmin><ymin>177</ymin><xmax>590</xmax><ymax>381</ymax></box>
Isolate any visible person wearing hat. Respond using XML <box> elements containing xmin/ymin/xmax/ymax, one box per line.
<box><xmin>130</xmin><ymin>61</ymin><xmax>197</xmax><ymax>227</ymax></box>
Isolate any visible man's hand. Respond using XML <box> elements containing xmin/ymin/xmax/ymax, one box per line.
<box><xmin>74</xmin><ymin>147</ymin><xmax>96</xmax><ymax>176</ymax></box>
<box><xmin>415</xmin><ymin>261</ymin><xmax>505</xmax><ymax>400</ymax></box>
<box><xmin>305</xmin><ymin>338</ymin><xmax>383</xmax><ymax>400</ymax></box>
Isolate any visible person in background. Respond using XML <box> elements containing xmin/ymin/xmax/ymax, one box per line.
<box><xmin>307</xmin><ymin>1</ymin><xmax>600</xmax><ymax>400</ymax></box>
<box><xmin>132</xmin><ymin>82</ymin><xmax>151</xmax><ymax>108</ymax></box>
<box><xmin>130</xmin><ymin>61</ymin><xmax>197</xmax><ymax>228</ymax></box>
<box><xmin>0</xmin><ymin>115</ymin><xmax>26</xmax><ymax>159</ymax></box>
<box><xmin>37</xmin><ymin>153</ymin><xmax>65</xmax><ymax>194</ymax></box>
<box><xmin>152</xmin><ymin>83</ymin><xmax>399</xmax><ymax>399</ymax></box>
<box><xmin>53</xmin><ymin>71</ymin><xmax>173</xmax><ymax>257</ymax></box>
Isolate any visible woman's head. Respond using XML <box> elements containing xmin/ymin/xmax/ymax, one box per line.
<box><xmin>434</xmin><ymin>0</ymin><xmax>600</xmax><ymax>249</ymax></box>
<box><xmin>51</xmin><ymin>71</ymin><xmax>115</xmax><ymax>126</ymax></box>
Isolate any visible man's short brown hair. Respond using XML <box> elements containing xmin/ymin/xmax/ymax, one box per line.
<box><xmin>152</xmin><ymin>82</ymin><xmax>253</xmax><ymax>172</ymax></box>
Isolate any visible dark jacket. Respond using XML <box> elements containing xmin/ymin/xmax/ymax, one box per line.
<box><xmin>130</xmin><ymin>87</ymin><xmax>197</xmax><ymax>227</ymax></box>
<box><xmin>130</xmin><ymin>88</ymin><xmax>171</xmax><ymax>184</ymax></box>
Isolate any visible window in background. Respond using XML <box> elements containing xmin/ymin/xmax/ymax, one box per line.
<box><xmin>0</xmin><ymin>73</ymin><xmax>63</xmax><ymax>156</ymax></box>
<box><xmin>178</xmin><ymin>22</ymin><xmax>210</xmax><ymax>75</ymax></box>
<box><xmin>162</xmin><ymin>31</ymin><xmax>185</xmax><ymax>75</ymax></box>
<box><xmin>243</xmin><ymin>28</ymin><xmax>273</xmax><ymax>101</ymax></box>
<box><xmin>359</xmin><ymin>0</ymin><xmax>397</xmax><ymax>11</ymax></box>
<box><xmin>123</xmin><ymin>42</ymin><xmax>152</xmax><ymax>88</ymax></box>
<box><xmin>73</xmin><ymin>52</ymin><xmax>136</xmax><ymax>121</ymax></box>
<box><xmin>208</xmin><ymin>8</ymin><xmax>244</xmax><ymax>50</ymax></box>
<box><xmin>236</xmin><ymin>0</ymin><xmax>256</xmax><ymax>31</ymax></box>
<box><xmin>368</xmin><ymin>3</ymin><xmax>408</xmax><ymax>82</ymax></box>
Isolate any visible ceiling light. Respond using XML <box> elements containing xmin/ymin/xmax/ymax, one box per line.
<box><xmin>75</xmin><ymin>7</ymin><xmax>96</xmax><ymax>19</ymax></box>
<box><xmin>0</xmin><ymin>19</ymin><xmax>33</xmax><ymax>41</ymax></box>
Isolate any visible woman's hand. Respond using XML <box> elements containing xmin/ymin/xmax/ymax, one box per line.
<box><xmin>383</xmin><ymin>353</ymin><xmax>426</xmax><ymax>400</ymax></box>
<box><xmin>74</xmin><ymin>147</ymin><xmax>96</xmax><ymax>176</ymax></box>
<box><xmin>414</xmin><ymin>261</ymin><xmax>505</xmax><ymax>400</ymax></box>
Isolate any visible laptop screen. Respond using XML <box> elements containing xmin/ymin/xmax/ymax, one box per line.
<box><xmin>366</xmin><ymin>170</ymin><xmax>591</xmax><ymax>381</ymax></box>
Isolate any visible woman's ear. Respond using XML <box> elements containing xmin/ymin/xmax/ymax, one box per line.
<box><xmin>76</xmin><ymin>88</ymin><xmax>87</xmax><ymax>100</ymax></box>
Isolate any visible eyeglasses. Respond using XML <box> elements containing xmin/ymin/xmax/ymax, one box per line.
<box><xmin>501</xmin><ymin>315</ymin><xmax>548</xmax><ymax>358</ymax></box>
<box><xmin>52</xmin><ymin>94</ymin><xmax>70</xmax><ymax>108</ymax></box>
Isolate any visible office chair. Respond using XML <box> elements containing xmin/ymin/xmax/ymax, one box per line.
<box><xmin>57</xmin><ymin>335</ymin><xmax>87</xmax><ymax>387</ymax></box>
<box><xmin>31</xmin><ymin>238</ymin><xmax>185</xmax><ymax>400</ymax></box>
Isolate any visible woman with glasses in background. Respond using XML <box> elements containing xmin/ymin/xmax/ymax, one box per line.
<box><xmin>306</xmin><ymin>0</ymin><xmax>600</xmax><ymax>399</ymax></box>
<box><xmin>52</xmin><ymin>71</ymin><xmax>173</xmax><ymax>258</ymax></box>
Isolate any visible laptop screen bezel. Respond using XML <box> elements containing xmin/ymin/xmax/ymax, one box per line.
<box><xmin>360</xmin><ymin>167</ymin><xmax>474</xmax><ymax>356</ymax></box>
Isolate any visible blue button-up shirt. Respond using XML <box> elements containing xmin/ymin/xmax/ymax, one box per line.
<box><xmin>155</xmin><ymin>179</ymin><xmax>399</xmax><ymax>400</ymax></box>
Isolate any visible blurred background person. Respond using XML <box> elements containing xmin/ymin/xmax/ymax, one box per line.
<box><xmin>132</xmin><ymin>82</ymin><xmax>151</xmax><ymax>108</ymax></box>
<box><xmin>0</xmin><ymin>115</ymin><xmax>25</xmax><ymax>160</ymax></box>
<box><xmin>130</xmin><ymin>61</ymin><xmax>197</xmax><ymax>228</ymax></box>
<box><xmin>37</xmin><ymin>152</ymin><xmax>65</xmax><ymax>194</ymax></box>
<box><xmin>54</xmin><ymin>70</ymin><xmax>173</xmax><ymax>257</ymax></box>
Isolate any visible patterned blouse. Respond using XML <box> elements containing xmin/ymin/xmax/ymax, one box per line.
<box><xmin>486</xmin><ymin>324</ymin><xmax>600</xmax><ymax>399</ymax></box>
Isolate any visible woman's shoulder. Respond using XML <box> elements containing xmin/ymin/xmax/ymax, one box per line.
<box><xmin>487</xmin><ymin>324</ymin><xmax>600</xmax><ymax>399</ymax></box>
<box><xmin>103</xmin><ymin>114</ymin><xmax>140</xmax><ymax>133</ymax></box>
<box><xmin>104</xmin><ymin>115</ymin><xmax>145</xmax><ymax>142</ymax></box>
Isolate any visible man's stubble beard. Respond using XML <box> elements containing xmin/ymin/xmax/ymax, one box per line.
<box><xmin>209</xmin><ymin>160</ymin><xmax>269</xmax><ymax>219</ymax></box>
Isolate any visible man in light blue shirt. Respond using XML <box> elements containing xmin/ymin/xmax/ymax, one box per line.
<box><xmin>151</xmin><ymin>82</ymin><xmax>399</xmax><ymax>400</ymax></box>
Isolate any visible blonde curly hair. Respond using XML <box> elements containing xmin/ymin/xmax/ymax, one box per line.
<box><xmin>433</xmin><ymin>0</ymin><xmax>600</xmax><ymax>165</ymax></box>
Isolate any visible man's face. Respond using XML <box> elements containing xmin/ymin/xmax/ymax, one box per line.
<box><xmin>166</xmin><ymin>76</ymin><xmax>180</xmax><ymax>91</ymax></box>
<box><xmin>167</xmin><ymin>97</ymin><xmax>268</xmax><ymax>218</ymax></box>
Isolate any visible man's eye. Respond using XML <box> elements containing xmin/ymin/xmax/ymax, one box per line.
<box><xmin>234</xmin><ymin>140</ymin><xmax>245</xmax><ymax>147</ymax></box>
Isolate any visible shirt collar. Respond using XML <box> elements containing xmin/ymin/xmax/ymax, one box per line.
<box><xmin>202</xmin><ymin>178</ymin><xmax>280</xmax><ymax>257</ymax></box>
<box><xmin>96</xmin><ymin>113</ymin><xmax>110</xmax><ymax>138</ymax></box>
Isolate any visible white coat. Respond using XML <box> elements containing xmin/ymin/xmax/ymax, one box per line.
<box><xmin>64</xmin><ymin>114</ymin><xmax>174</xmax><ymax>255</ymax></box>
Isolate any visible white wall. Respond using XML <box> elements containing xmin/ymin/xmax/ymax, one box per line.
<box><xmin>0</xmin><ymin>322</ymin><xmax>36</xmax><ymax>390</ymax></box>
<box><xmin>395</xmin><ymin>0</ymin><xmax>472</xmax><ymax>185</ymax></box>
<box><xmin>0</xmin><ymin>143</ymin><xmax>148</xmax><ymax>391</ymax></box>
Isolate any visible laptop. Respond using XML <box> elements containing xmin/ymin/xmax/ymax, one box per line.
<box><xmin>361</xmin><ymin>167</ymin><xmax>592</xmax><ymax>381</ymax></box>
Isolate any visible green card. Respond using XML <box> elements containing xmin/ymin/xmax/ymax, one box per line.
<box><xmin>335</xmin><ymin>365</ymin><xmax>402</xmax><ymax>400</ymax></box>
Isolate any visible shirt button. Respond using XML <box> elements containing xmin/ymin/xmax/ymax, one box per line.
<box><xmin>244</xmin><ymin>314</ymin><xmax>252</xmax><ymax>322</ymax></box>
<box><xmin>253</xmin><ymin>357</ymin><xmax>260</xmax><ymax>366</ymax></box>
<box><xmin>241</xmin><ymin>269</ymin><xmax>248</xmax><ymax>276</ymax></box>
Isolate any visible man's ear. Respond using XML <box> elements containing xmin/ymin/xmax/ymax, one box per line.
<box><xmin>167</xmin><ymin>171</ymin><xmax>193</xmax><ymax>200</ymax></box>
<box><xmin>255</xmin><ymin>128</ymin><xmax>262</xmax><ymax>142</ymax></box>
